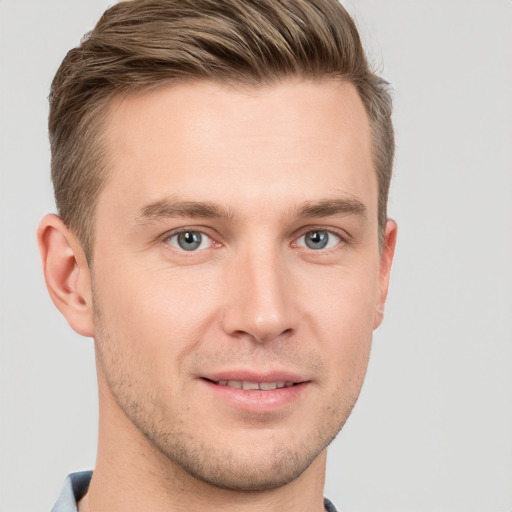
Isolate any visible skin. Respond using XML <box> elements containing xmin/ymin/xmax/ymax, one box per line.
<box><xmin>38</xmin><ymin>79</ymin><xmax>396</xmax><ymax>512</ymax></box>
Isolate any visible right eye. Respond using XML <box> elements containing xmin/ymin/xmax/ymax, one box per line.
<box><xmin>166</xmin><ymin>231</ymin><xmax>212</xmax><ymax>251</ymax></box>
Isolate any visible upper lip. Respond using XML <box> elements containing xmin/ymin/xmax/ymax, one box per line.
<box><xmin>200</xmin><ymin>370</ymin><xmax>309</xmax><ymax>385</ymax></box>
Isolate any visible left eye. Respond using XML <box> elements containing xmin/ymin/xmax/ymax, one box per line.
<box><xmin>296</xmin><ymin>230</ymin><xmax>340</xmax><ymax>250</ymax></box>
<box><xmin>167</xmin><ymin>231</ymin><xmax>211</xmax><ymax>251</ymax></box>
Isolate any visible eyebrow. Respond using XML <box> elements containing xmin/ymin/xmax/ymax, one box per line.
<box><xmin>134</xmin><ymin>196</ymin><xmax>367</xmax><ymax>224</ymax></box>
<box><xmin>135</xmin><ymin>197</ymin><xmax>234</xmax><ymax>223</ymax></box>
<box><xmin>294</xmin><ymin>198</ymin><xmax>367</xmax><ymax>220</ymax></box>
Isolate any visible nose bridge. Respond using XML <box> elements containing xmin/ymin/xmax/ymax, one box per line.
<box><xmin>221</xmin><ymin>237</ymin><xmax>295</xmax><ymax>343</ymax></box>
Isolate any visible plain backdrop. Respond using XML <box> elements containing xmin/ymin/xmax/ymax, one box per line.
<box><xmin>1</xmin><ymin>1</ymin><xmax>511</xmax><ymax>511</ymax></box>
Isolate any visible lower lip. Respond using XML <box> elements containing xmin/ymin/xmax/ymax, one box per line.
<box><xmin>200</xmin><ymin>379</ymin><xmax>310</xmax><ymax>413</ymax></box>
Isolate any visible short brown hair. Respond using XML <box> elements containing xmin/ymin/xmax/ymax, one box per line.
<box><xmin>49</xmin><ymin>0</ymin><xmax>393</xmax><ymax>258</ymax></box>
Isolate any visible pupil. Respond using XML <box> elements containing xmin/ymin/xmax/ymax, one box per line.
<box><xmin>306</xmin><ymin>231</ymin><xmax>328</xmax><ymax>249</ymax></box>
<box><xmin>178</xmin><ymin>231</ymin><xmax>201</xmax><ymax>250</ymax></box>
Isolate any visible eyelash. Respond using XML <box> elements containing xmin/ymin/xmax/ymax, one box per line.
<box><xmin>162</xmin><ymin>226</ymin><xmax>348</xmax><ymax>254</ymax></box>
<box><xmin>164</xmin><ymin>229</ymin><xmax>219</xmax><ymax>252</ymax></box>
<box><xmin>293</xmin><ymin>230</ymin><xmax>342</xmax><ymax>252</ymax></box>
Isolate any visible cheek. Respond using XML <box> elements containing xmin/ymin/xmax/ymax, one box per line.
<box><xmin>92</xmin><ymin>261</ymin><xmax>222</xmax><ymax>361</ymax></box>
<box><xmin>317</xmin><ymin>291</ymin><xmax>374</xmax><ymax>413</ymax></box>
<box><xmin>301</xmin><ymin>261</ymin><xmax>380</xmax><ymax>331</ymax></box>
<box><xmin>301</xmin><ymin>265</ymin><xmax>378</xmax><ymax>376</ymax></box>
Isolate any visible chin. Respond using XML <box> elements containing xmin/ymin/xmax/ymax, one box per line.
<box><xmin>146</xmin><ymin>418</ymin><xmax>343</xmax><ymax>493</ymax></box>
<box><xmin>168</xmin><ymin>442</ymin><xmax>321</xmax><ymax>491</ymax></box>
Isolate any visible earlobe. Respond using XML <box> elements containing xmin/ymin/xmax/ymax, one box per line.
<box><xmin>374</xmin><ymin>219</ymin><xmax>397</xmax><ymax>329</ymax></box>
<box><xmin>37</xmin><ymin>214</ymin><xmax>95</xmax><ymax>337</ymax></box>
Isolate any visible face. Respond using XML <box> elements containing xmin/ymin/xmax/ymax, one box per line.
<box><xmin>89</xmin><ymin>79</ymin><xmax>395</xmax><ymax>490</ymax></box>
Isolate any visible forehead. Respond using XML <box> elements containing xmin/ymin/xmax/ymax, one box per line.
<box><xmin>98</xmin><ymin>79</ymin><xmax>375</xmax><ymax>222</ymax></box>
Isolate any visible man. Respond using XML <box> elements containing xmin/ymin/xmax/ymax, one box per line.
<box><xmin>38</xmin><ymin>0</ymin><xmax>396</xmax><ymax>510</ymax></box>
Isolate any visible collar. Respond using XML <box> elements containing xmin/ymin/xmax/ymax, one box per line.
<box><xmin>52</xmin><ymin>471</ymin><xmax>339</xmax><ymax>511</ymax></box>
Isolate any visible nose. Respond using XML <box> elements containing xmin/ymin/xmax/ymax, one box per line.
<box><xmin>220</xmin><ymin>244</ymin><xmax>297</xmax><ymax>344</ymax></box>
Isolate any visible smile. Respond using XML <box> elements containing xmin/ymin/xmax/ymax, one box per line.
<box><xmin>200</xmin><ymin>376</ymin><xmax>310</xmax><ymax>412</ymax></box>
<box><xmin>214</xmin><ymin>380</ymin><xmax>295</xmax><ymax>390</ymax></box>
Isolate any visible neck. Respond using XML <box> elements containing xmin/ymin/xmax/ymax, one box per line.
<box><xmin>83</xmin><ymin>379</ymin><xmax>327</xmax><ymax>512</ymax></box>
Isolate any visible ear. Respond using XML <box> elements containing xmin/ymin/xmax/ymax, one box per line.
<box><xmin>37</xmin><ymin>214</ymin><xmax>95</xmax><ymax>337</ymax></box>
<box><xmin>374</xmin><ymin>219</ymin><xmax>397</xmax><ymax>329</ymax></box>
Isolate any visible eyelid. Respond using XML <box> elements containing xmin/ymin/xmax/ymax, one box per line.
<box><xmin>162</xmin><ymin>226</ymin><xmax>221</xmax><ymax>251</ymax></box>
<box><xmin>158</xmin><ymin>224</ymin><xmax>349</xmax><ymax>252</ymax></box>
<box><xmin>291</xmin><ymin>226</ymin><xmax>349</xmax><ymax>250</ymax></box>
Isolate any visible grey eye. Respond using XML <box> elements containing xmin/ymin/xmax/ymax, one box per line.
<box><xmin>298</xmin><ymin>230</ymin><xmax>340</xmax><ymax>250</ymax></box>
<box><xmin>168</xmin><ymin>231</ymin><xmax>209</xmax><ymax>251</ymax></box>
<box><xmin>305</xmin><ymin>231</ymin><xmax>328</xmax><ymax>249</ymax></box>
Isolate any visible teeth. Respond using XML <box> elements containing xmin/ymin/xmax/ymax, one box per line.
<box><xmin>217</xmin><ymin>380</ymin><xmax>295</xmax><ymax>390</ymax></box>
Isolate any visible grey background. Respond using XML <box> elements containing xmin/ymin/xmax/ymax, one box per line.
<box><xmin>1</xmin><ymin>1</ymin><xmax>511</xmax><ymax>511</ymax></box>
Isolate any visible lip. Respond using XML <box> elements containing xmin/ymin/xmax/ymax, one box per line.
<box><xmin>198</xmin><ymin>370</ymin><xmax>311</xmax><ymax>413</ymax></box>
<box><xmin>203</xmin><ymin>369</ymin><xmax>308</xmax><ymax>384</ymax></box>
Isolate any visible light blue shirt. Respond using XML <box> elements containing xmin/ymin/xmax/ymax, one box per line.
<box><xmin>52</xmin><ymin>471</ymin><xmax>340</xmax><ymax>511</ymax></box>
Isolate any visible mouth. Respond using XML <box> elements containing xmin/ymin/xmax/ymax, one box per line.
<box><xmin>199</xmin><ymin>374</ymin><xmax>310</xmax><ymax>412</ymax></box>
<box><xmin>204</xmin><ymin>378</ymin><xmax>297</xmax><ymax>391</ymax></box>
